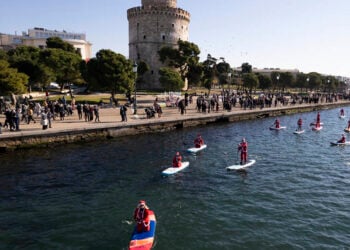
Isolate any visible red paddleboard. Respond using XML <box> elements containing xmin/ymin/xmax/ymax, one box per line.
<box><xmin>129</xmin><ymin>210</ymin><xmax>156</xmax><ymax>250</ymax></box>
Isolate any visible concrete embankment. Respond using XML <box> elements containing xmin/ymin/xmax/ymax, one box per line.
<box><xmin>0</xmin><ymin>101</ymin><xmax>349</xmax><ymax>151</ymax></box>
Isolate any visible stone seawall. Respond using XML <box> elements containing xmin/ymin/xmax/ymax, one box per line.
<box><xmin>0</xmin><ymin>102</ymin><xmax>346</xmax><ymax>152</ymax></box>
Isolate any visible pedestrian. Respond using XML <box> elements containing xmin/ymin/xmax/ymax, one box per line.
<box><xmin>40</xmin><ymin>110</ymin><xmax>48</xmax><ymax>130</ymax></box>
<box><xmin>94</xmin><ymin>105</ymin><xmax>100</xmax><ymax>122</ymax></box>
<box><xmin>120</xmin><ymin>104</ymin><xmax>128</xmax><ymax>122</ymax></box>
<box><xmin>27</xmin><ymin>107</ymin><xmax>36</xmax><ymax>124</ymax></box>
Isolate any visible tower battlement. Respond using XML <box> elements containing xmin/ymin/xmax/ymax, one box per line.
<box><xmin>127</xmin><ymin>7</ymin><xmax>190</xmax><ymax>22</ymax></box>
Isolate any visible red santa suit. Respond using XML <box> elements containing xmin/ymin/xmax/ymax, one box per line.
<box><xmin>194</xmin><ymin>136</ymin><xmax>204</xmax><ymax>148</ymax></box>
<box><xmin>238</xmin><ymin>140</ymin><xmax>248</xmax><ymax>164</ymax></box>
<box><xmin>172</xmin><ymin>152</ymin><xmax>182</xmax><ymax>167</ymax></box>
<box><xmin>133</xmin><ymin>201</ymin><xmax>150</xmax><ymax>232</ymax></box>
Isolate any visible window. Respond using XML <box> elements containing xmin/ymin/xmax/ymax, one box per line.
<box><xmin>143</xmin><ymin>35</ymin><xmax>146</xmax><ymax>39</ymax></box>
<box><xmin>162</xmin><ymin>35</ymin><xmax>165</xmax><ymax>40</ymax></box>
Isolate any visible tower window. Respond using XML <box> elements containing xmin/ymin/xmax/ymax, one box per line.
<box><xmin>143</xmin><ymin>35</ymin><xmax>146</xmax><ymax>39</ymax></box>
<box><xmin>151</xmin><ymin>70</ymin><xmax>154</xmax><ymax>75</ymax></box>
<box><xmin>137</xmin><ymin>53</ymin><xmax>140</xmax><ymax>59</ymax></box>
<box><xmin>172</xmin><ymin>24</ymin><xmax>174</xmax><ymax>28</ymax></box>
<box><xmin>162</xmin><ymin>35</ymin><xmax>165</xmax><ymax>40</ymax></box>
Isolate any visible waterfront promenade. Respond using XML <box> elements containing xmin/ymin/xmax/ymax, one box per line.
<box><xmin>0</xmin><ymin>94</ymin><xmax>350</xmax><ymax>149</ymax></box>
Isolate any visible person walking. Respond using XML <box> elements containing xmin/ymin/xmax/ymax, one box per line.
<box><xmin>120</xmin><ymin>104</ymin><xmax>128</xmax><ymax>122</ymax></box>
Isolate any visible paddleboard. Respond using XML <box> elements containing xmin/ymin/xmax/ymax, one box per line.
<box><xmin>344</xmin><ymin>128</ymin><xmax>350</xmax><ymax>133</ymax></box>
<box><xmin>310</xmin><ymin>122</ymin><xmax>324</xmax><ymax>126</ymax></box>
<box><xmin>162</xmin><ymin>161</ymin><xmax>190</xmax><ymax>176</ymax></box>
<box><xmin>269</xmin><ymin>126</ymin><xmax>286</xmax><ymax>131</ymax></box>
<box><xmin>312</xmin><ymin>126</ymin><xmax>323</xmax><ymax>131</ymax></box>
<box><xmin>226</xmin><ymin>159</ymin><xmax>256</xmax><ymax>170</ymax></box>
<box><xmin>330</xmin><ymin>141</ymin><xmax>350</xmax><ymax>146</ymax></box>
<box><xmin>293</xmin><ymin>129</ymin><xmax>305</xmax><ymax>134</ymax></box>
<box><xmin>339</xmin><ymin>115</ymin><xmax>346</xmax><ymax>119</ymax></box>
<box><xmin>129</xmin><ymin>210</ymin><xmax>156</xmax><ymax>250</ymax></box>
<box><xmin>187</xmin><ymin>144</ymin><xmax>207</xmax><ymax>153</ymax></box>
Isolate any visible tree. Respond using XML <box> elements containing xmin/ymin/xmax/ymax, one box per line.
<box><xmin>46</xmin><ymin>37</ymin><xmax>77</xmax><ymax>54</ymax></box>
<box><xmin>0</xmin><ymin>50</ymin><xmax>8</xmax><ymax>60</ymax></box>
<box><xmin>257</xmin><ymin>74</ymin><xmax>272</xmax><ymax>90</ymax></box>
<box><xmin>279</xmin><ymin>72</ymin><xmax>295</xmax><ymax>92</ymax></box>
<box><xmin>135</xmin><ymin>60</ymin><xmax>149</xmax><ymax>85</ymax></box>
<box><xmin>40</xmin><ymin>48</ymin><xmax>84</xmax><ymax>90</ymax></box>
<box><xmin>216</xmin><ymin>61</ymin><xmax>231</xmax><ymax>86</ymax></box>
<box><xmin>85</xmin><ymin>49</ymin><xmax>135</xmax><ymax>98</ymax></box>
<box><xmin>295</xmin><ymin>73</ymin><xmax>308</xmax><ymax>92</ymax></box>
<box><xmin>308</xmin><ymin>72</ymin><xmax>322</xmax><ymax>91</ymax></box>
<box><xmin>241</xmin><ymin>62</ymin><xmax>252</xmax><ymax>74</ymax></box>
<box><xmin>7</xmin><ymin>46</ymin><xmax>55</xmax><ymax>91</ymax></box>
<box><xmin>0</xmin><ymin>60</ymin><xmax>28</xmax><ymax>95</ymax></box>
<box><xmin>159</xmin><ymin>67</ymin><xmax>184</xmax><ymax>91</ymax></box>
<box><xmin>242</xmin><ymin>73</ymin><xmax>258</xmax><ymax>93</ymax></box>
<box><xmin>158</xmin><ymin>40</ymin><xmax>201</xmax><ymax>83</ymax></box>
<box><xmin>201</xmin><ymin>59</ymin><xmax>218</xmax><ymax>91</ymax></box>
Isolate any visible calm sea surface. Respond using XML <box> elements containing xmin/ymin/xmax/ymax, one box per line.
<box><xmin>1</xmin><ymin>107</ymin><xmax>350</xmax><ymax>249</ymax></box>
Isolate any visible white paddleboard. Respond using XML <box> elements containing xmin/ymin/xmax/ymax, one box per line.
<box><xmin>339</xmin><ymin>115</ymin><xmax>346</xmax><ymax>119</ymax></box>
<box><xmin>330</xmin><ymin>141</ymin><xmax>350</xmax><ymax>146</ymax></box>
<box><xmin>226</xmin><ymin>159</ymin><xmax>256</xmax><ymax>170</ymax></box>
<box><xmin>310</xmin><ymin>122</ymin><xmax>324</xmax><ymax>126</ymax></box>
<box><xmin>344</xmin><ymin>128</ymin><xmax>350</xmax><ymax>133</ymax></box>
<box><xmin>269</xmin><ymin>126</ymin><xmax>286</xmax><ymax>131</ymax></box>
<box><xmin>293</xmin><ymin>129</ymin><xmax>305</xmax><ymax>134</ymax></box>
<box><xmin>162</xmin><ymin>161</ymin><xmax>190</xmax><ymax>176</ymax></box>
<box><xmin>187</xmin><ymin>144</ymin><xmax>207</xmax><ymax>153</ymax></box>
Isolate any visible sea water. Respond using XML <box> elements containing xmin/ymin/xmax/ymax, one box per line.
<box><xmin>1</xmin><ymin>107</ymin><xmax>350</xmax><ymax>249</ymax></box>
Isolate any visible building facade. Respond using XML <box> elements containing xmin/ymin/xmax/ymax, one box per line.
<box><xmin>127</xmin><ymin>0</ymin><xmax>190</xmax><ymax>90</ymax></box>
<box><xmin>0</xmin><ymin>28</ymin><xmax>92</xmax><ymax>61</ymax></box>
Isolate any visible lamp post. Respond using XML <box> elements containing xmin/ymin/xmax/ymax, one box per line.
<box><xmin>133</xmin><ymin>62</ymin><xmax>138</xmax><ymax>115</ymax></box>
<box><xmin>276</xmin><ymin>74</ymin><xmax>280</xmax><ymax>94</ymax></box>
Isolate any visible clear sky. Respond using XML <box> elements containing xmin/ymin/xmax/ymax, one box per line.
<box><xmin>1</xmin><ymin>0</ymin><xmax>349</xmax><ymax>77</ymax></box>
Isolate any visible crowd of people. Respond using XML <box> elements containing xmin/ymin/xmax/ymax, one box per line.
<box><xmin>1</xmin><ymin>90</ymin><xmax>349</xmax><ymax>136</ymax></box>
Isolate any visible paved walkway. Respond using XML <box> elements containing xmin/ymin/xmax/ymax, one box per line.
<box><xmin>0</xmin><ymin>95</ymin><xmax>349</xmax><ymax>139</ymax></box>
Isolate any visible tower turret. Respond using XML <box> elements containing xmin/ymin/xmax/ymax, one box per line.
<box><xmin>142</xmin><ymin>0</ymin><xmax>177</xmax><ymax>8</ymax></box>
<box><xmin>128</xmin><ymin>0</ymin><xmax>190</xmax><ymax>90</ymax></box>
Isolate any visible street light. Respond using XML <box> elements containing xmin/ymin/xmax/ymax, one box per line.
<box><xmin>133</xmin><ymin>62</ymin><xmax>138</xmax><ymax>115</ymax></box>
<box><xmin>276</xmin><ymin>74</ymin><xmax>280</xmax><ymax>94</ymax></box>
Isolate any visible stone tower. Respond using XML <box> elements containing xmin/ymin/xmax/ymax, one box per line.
<box><xmin>127</xmin><ymin>0</ymin><xmax>190</xmax><ymax>90</ymax></box>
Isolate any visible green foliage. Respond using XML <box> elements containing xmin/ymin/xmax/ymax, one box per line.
<box><xmin>241</xmin><ymin>62</ymin><xmax>252</xmax><ymax>74</ymax></box>
<box><xmin>158</xmin><ymin>40</ymin><xmax>201</xmax><ymax>83</ymax></box>
<box><xmin>86</xmin><ymin>49</ymin><xmax>134</xmax><ymax>95</ymax></box>
<box><xmin>7</xmin><ymin>46</ymin><xmax>55</xmax><ymax>88</ymax></box>
<box><xmin>187</xmin><ymin>64</ymin><xmax>203</xmax><ymax>87</ymax></box>
<box><xmin>307</xmin><ymin>72</ymin><xmax>322</xmax><ymax>90</ymax></box>
<box><xmin>0</xmin><ymin>60</ymin><xmax>28</xmax><ymax>94</ymax></box>
<box><xmin>279</xmin><ymin>72</ymin><xmax>295</xmax><ymax>91</ymax></box>
<box><xmin>242</xmin><ymin>73</ymin><xmax>258</xmax><ymax>92</ymax></box>
<box><xmin>40</xmin><ymin>48</ymin><xmax>83</xmax><ymax>88</ymax></box>
<box><xmin>46</xmin><ymin>37</ymin><xmax>77</xmax><ymax>54</ymax></box>
<box><xmin>257</xmin><ymin>74</ymin><xmax>272</xmax><ymax>90</ymax></box>
<box><xmin>159</xmin><ymin>67</ymin><xmax>184</xmax><ymax>91</ymax></box>
<box><xmin>0</xmin><ymin>50</ymin><xmax>8</xmax><ymax>60</ymax></box>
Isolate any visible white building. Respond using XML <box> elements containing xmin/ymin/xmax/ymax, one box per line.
<box><xmin>0</xmin><ymin>27</ymin><xmax>92</xmax><ymax>61</ymax></box>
